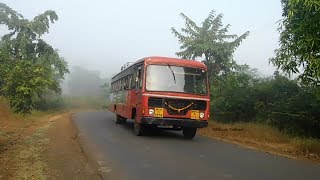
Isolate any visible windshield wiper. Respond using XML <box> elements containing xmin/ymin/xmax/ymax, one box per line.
<box><xmin>167</xmin><ymin>64</ymin><xmax>176</xmax><ymax>84</ymax></box>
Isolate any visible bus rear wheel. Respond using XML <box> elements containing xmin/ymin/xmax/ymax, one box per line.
<box><xmin>183</xmin><ymin>128</ymin><xmax>197</xmax><ymax>139</ymax></box>
<box><xmin>115</xmin><ymin>114</ymin><xmax>122</xmax><ymax>124</ymax></box>
<box><xmin>134</xmin><ymin>121</ymin><xmax>145</xmax><ymax>136</ymax></box>
<box><xmin>115</xmin><ymin>111</ymin><xmax>126</xmax><ymax>124</ymax></box>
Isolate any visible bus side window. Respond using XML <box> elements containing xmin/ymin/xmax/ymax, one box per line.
<box><xmin>131</xmin><ymin>74</ymin><xmax>136</xmax><ymax>89</ymax></box>
<box><xmin>128</xmin><ymin>75</ymin><xmax>132</xmax><ymax>89</ymax></box>
<box><xmin>117</xmin><ymin>81</ymin><xmax>120</xmax><ymax>91</ymax></box>
<box><xmin>136</xmin><ymin>67</ymin><xmax>142</xmax><ymax>89</ymax></box>
<box><xmin>124</xmin><ymin>77</ymin><xmax>129</xmax><ymax>90</ymax></box>
<box><xmin>121</xmin><ymin>79</ymin><xmax>124</xmax><ymax>90</ymax></box>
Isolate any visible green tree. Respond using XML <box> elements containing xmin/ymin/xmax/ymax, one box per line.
<box><xmin>270</xmin><ymin>0</ymin><xmax>320</xmax><ymax>86</ymax></box>
<box><xmin>171</xmin><ymin>10</ymin><xmax>249</xmax><ymax>77</ymax></box>
<box><xmin>0</xmin><ymin>3</ymin><xmax>69</xmax><ymax>113</ymax></box>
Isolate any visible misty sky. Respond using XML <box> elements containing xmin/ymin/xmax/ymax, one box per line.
<box><xmin>1</xmin><ymin>0</ymin><xmax>282</xmax><ymax>77</ymax></box>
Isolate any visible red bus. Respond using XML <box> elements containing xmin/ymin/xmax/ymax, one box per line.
<box><xmin>109</xmin><ymin>56</ymin><xmax>210</xmax><ymax>139</ymax></box>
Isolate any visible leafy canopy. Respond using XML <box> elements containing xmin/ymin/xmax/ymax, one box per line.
<box><xmin>171</xmin><ymin>10</ymin><xmax>249</xmax><ymax>76</ymax></box>
<box><xmin>270</xmin><ymin>0</ymin><xmax>320</xmax><ymax>86</ymax></box>
<box><xmin>0</xmin><ymin>3</ymin><xmax>69</xmax><ymax>113</ymax></box>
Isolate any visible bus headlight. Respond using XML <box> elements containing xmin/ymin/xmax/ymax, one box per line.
<box><xmin>200</xmin><ymin>112</ymin><xmax>205</xmax><ymax>118</ymax></box>
<box><xmin>149</xmin><ymin>109</ymin><xmax>154</xmax><ymax>115</ymax></box>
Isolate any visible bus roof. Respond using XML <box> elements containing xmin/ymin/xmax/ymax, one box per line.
<box><xmin>112</xmin><ymin>56</ymin><xmax>207</xmax><ymax>81</ymax></box>
<box><xmin>144</xmin><ymin>56</ymin><xmax>207</xmax><ymax>70</ymax></box>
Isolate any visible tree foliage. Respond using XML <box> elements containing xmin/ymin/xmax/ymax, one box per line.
<box><xmin>0</xmin><ymin>3</ymin><xmax>69</xmax><ymax>113</ymax></box>
<box><xmin>210</xmin><ymin>65</ymin><xmax>259</xmax><ymax>121</ymax></box>
<box><xmin>270</xmin><ymin>0</ymin><xmax>320</xmax><ymax>86</ymax></box>
<box><xmin>211</xmin><ymin>67</ymin><xmax>320</xmax><ymax>138</ymax></box>
<box><xmin>171</xmin><ymin>10</ymin><xmax>249</xmax><ymax>77</ymax></box>
<box><xmin>172</xmin><ymin>9</ymin><xmax>320</xmax><ymax>139</ymax></box>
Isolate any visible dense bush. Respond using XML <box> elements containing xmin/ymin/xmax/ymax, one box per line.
<box><xmin>210</xmin><ymin>69</ymin><xmax>320</xmax><ymax>138</ymax></box>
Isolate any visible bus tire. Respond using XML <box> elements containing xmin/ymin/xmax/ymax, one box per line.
<box><xmin>114</xmin><ymin>110</ymin><xmax>122</xmax><ymax>124</ymax></box>
<box><xmin>183</xmin><ymin>128</ymin><xmax>197</xmax><ymax>139</ymax></box>
<box><xmin>134</xmin><ymin>121</ymin><xmax>144</xmax><ymax>136</ymax></box>
<box><xmin>121</xmin><ymin>117</ymin><xmax>127</xmax><ymax>124</ymax></box>
<box><xmin>115</xmin><ymin>115</ymin><xmax>122</xmax><ymax>124</ymax></box>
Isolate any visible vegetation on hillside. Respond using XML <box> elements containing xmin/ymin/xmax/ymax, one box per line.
<box><xmin>173</xmin><ymin>9</ymin><xmax>320</xmax><ymax>139</ymax></box>
<box><xmin>0</xmin><ymin>3</ymin><xmax>69</xmax><ymax>113</ymax></box>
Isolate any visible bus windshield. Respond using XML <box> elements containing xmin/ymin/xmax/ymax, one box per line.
<box><xmin>146</xmin><ymin>65</ymin><xmax>207</xmax><ymax>95</ymax></box>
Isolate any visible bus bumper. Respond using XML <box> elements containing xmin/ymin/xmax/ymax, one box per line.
<box><xmin>141</xmin><ymin>117</ymin><xmax>208</xmax><ymax>128</ymax></box>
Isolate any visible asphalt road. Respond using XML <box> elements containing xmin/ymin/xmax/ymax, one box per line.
<box><xmin>72</xmin><ymin>111</ymin><xmax>320</xmax><ymax>180</ymax></box>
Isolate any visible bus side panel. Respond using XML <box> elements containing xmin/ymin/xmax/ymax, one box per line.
<box><xmin>120</xmin><ymin>91</ymin><xmax>133</xmax><ymax>119</ymax></box>
<box><xmin>113</xmin><ymin>90</ymin><xmax>137</xmax><ymax>120</ymax></box>
<box><xmin>118</xmin><ymin>104</ymin><xmax>126</xmax><ymax>118</ymax></box>
<box><xmin>114</xmin><ymin>90</ymin><xmax>127</xmax><ymax>119</ymax></box>
<box><xmin>128</xmin><ymin>89</ymin><xmax>143</xmax><ymax>122</ymax></box>
<box><xmin>109</xmin><ymin>90</ymin><xmax>138</xmax><ymax>120</ymax></box>
<box><xmin>136</xmin><ymin>95</ymin><xmax>148</xmax><ymax>123</ymax></box>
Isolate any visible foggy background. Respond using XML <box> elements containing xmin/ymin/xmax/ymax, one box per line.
<box><xmin>1</xmin><ymin>0</ymin><xmax>282</xmax><ymax>94</ymax></box>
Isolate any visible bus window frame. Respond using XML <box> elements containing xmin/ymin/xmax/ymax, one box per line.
<box><xmin>144</xmin><ymin>64</ymin><xmax>208</xmax><ymax>95</ymax></box>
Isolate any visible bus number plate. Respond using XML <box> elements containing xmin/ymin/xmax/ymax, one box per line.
<box><xmin>154</xmin><ymin>108</ymin><xmax>163</xmax><ymax>118</ymax></box>
<box><xmin>191</xmin><ymin>110</ymin><xmax>199</xmax><ymax>120</ymax></box>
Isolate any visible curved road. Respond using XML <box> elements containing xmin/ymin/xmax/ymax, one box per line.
<box><xmin>72</xmin><ymin>111</ymin><xmax>320</xmax><ymax>180</ymax></box>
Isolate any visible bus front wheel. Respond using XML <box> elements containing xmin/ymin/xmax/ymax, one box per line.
<box><xmin>183</xmin><ymin>128</ymin><xmax>197</xmax><ymax>139</ymax></box>
<box><xmin>134</xmin><ymin>121</ymin><xmax>145</xmax><ymax>136</ymax></box>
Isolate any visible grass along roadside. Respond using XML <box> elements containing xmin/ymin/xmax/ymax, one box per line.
<box><xmin>0</xmin><ymin>97</ymin><xmax>64</xmax><ymax>179</ymax></box>
<box><xmin>14</xmin><ymin>121</ymin><xmax>52</xmax><ymax>179</ymax></box>
<box><xmin>198</xmin><ymin>121</ymin><xmax>320</xmax><ymax>162</ymax></box>
<box><xmin>0</xmin><ymin>96</ymin><xmax>103</xmax><ymax>179</ymax></box>
<box><xmin>0</xmin><ymin>113</ymin><xmax>56</xmax><ymax>179</ymax></box>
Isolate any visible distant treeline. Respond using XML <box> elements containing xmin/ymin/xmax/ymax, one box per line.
<box><xmin>36</xmin><ymin>66</ymin><xmax>110</xmax><ymax>111</ymax></box>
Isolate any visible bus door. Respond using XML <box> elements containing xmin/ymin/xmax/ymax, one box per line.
<box><xmin>131</xmin><ymin>65</ymin><xmax>143</xmax><ymax>120</ymax></box>
<box><xmin>134</xmin><ymin>65</ymin><xmax>143</xmax><ymax>102</ymax></box>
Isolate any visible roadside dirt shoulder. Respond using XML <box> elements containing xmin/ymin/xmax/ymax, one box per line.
<box><xmin>0</xmin><ymin>112</ymin><xmax>100</xmax><ymax>179</ymax></box>
<box><xmin>0</xmin><ymin>113</ymin><xmax>51</xmax><ymax>179</ymax></box>
<box><xmin>42</xmin><ymin>113</ymin><xmax>101</xmax><ymax>179</ymax></box>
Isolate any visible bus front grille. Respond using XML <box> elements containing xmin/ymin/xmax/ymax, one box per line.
<box><xmin>148</xmin><ymin>97</ymin><xmax>207</xmax><ymax>115</ymax></box>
